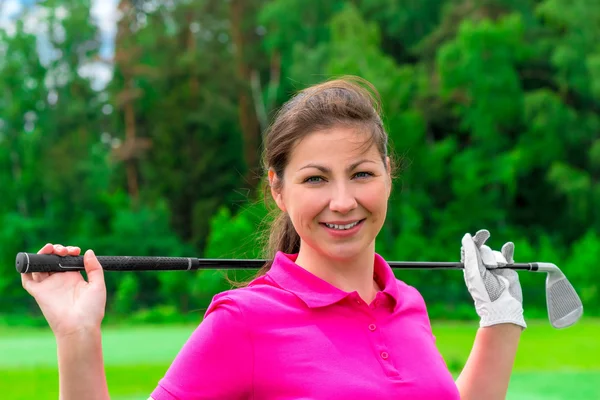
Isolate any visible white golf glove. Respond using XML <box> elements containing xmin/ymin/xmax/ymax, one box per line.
<box><xmin>461</xmin><ymin>229</ymin><xmax>526</xmax><ymax>329</ymax></box>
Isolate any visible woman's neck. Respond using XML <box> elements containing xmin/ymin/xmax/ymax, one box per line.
<box><xmin>294</xmin><ymin>242</ymin><xmax>380</xmax><ymax>303</ymax></box>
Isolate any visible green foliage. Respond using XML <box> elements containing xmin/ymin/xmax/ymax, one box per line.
<box><xmin>437</xmin><ymin>13</ymin><xmax>527</xmax><ymax>141</ymax></box>
<box><xmin>565</xmin><ymin>231</ymin><xmax>600</xmax><ymax>307</ymax></box>
<box><xmin>205</xmin><ymin>202</ymin><xmax>270</xmax><ymax>260</ymax></box>
<box><xmin>536</xmin><ymin>0</ymin><xmax>600</xmax><ymax>100</ymax></box>
<box><xmin>2</xmin><ymin>0</ymin><xmax>600</xmax><ymax>321</ymax></box>
<box><xmin>204</xmin><ymin>195</ymin><xmax>272</xmax><ymax>290</ymax></box>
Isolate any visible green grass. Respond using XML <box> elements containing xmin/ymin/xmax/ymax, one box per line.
<box><xmin>1</xmin><ymin>319</ymin><xmax>599</xmax><ymax>399</ymax></box>
<box><xmin>432</xmin><ymin>319</ymin><xmax>600</xmax><ymax>371</ymax></box>
<box><xmin>431</xmin><ymin>319</ymin><xmax>600</xmax><ymax>400</ymax></box>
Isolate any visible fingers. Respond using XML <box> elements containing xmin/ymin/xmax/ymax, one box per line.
<box><xmin>465</xmin><ymin>231</ymin><xmax>516</xmax><ymax>269</ymax></box>
<box><xmin>25</xmin><ymin>244</ymin><xmax>53</xmax><ymax>291</ymax></box>
<box><xmin>54</xmin><ymin>245</ymin><xmax>69</xmax><ymax>256</ymax></box>
<box><xmin>33</xmin><ymin>243</ymin><xmax>54</xmax><ymax>282</ymax></box>
<box><xmin>461</xmin><ymin>233</ymin><xmax>485</xmax><ymax>278</ymax></box>
<box><xmin>38</xmin><ymin>243</ymin><xmax>81</xmax><ymax>256</ymax></box>
<box><xmin>461</xmin><ymin>233</ymin><xmax>476</xmax><ymax>262</ymax></box>
<box><xmin>501</xmin><ymin>242</ymin><xmax>515</xmax><ymax>264</ymax></box>
<box><xmin>473</xmin><ymin>229</ymin><xmax>490</xmax><ymax>247</ymax></box>
<box><xmin>21</xmin><ymin>271</ymin><xmax>33</xmax><ymax>293</ymax></box>
<box><xmin>68</xmin><ymin>246</ymin><xmax>81</xmax><ymax>256</ymax></box>
<box><xmin>480</xmin><ymin>245</ymin><xmax>498</xmax><ymax>267</ymax></box>
<box><xmin>32</xmin><ymin>272</ymin><xmax>50</xmax><ymax>282</ymax></box>
<box><xmin>84</xmin><ymin>250</ymin><xmax>105</xmax><ymax>288</ymax></box>
<box><xmin>27</xmin><ymin>243</ymin><xmax>81</xmax><ymax>286</ymax></box>
<box><xmin>37</xmin><ymin>243</ymin><xmax>54</xmax><ymax>254</ymax></box>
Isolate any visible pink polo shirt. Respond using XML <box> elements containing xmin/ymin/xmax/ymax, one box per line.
<box><xmin>151</xmin><ymin>252</ymin><xmax>460</xmax><ymax>399</ymax></box>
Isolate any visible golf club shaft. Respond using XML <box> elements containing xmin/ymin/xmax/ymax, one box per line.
<box><xmin>15</xmin><ymin>252</ymin><xmax>536</xmax><ymax>273</ymax></box>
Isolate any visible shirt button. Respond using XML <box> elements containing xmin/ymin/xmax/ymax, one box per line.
<box><xmin>380</xmin><ymin>351</ymin><xmax>389</xmax><ymax>359</ymax></box>
<box><xmin>368</xmin><ymin>324</ymin><xmax>377</xmax><ymax>331</ymax></box>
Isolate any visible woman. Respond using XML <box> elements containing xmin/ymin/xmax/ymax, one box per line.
<box><xmin>22</xmin><ymin>76</ymin><xmax>525</xmax><ymax>400</ymax></box>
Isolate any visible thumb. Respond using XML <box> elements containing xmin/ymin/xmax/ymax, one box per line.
<box><xmin>461</xmin><ymin>233</ymin><xmax>483</xmax><ymax>278</ymax></box>
<box><xmin>84</xmin><ymin>249</ymin><xmax>105</xmax><ymax>287</ymax></box>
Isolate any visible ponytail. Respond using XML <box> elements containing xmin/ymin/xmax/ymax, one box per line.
<box><xmin>226</xmin><ymin>189</ymin><xmax>300</xmax><ymax>288</ymax></box>
<box><xmin>263</xmin><ymin>211</ymin><xmax>300</xmax><ymax>268</ymax></box>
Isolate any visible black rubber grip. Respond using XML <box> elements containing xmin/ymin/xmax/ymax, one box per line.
<box><xmin>15</xmin><ymin>253</ymin><xmax>199</xmax><ymax>273</ymax></box>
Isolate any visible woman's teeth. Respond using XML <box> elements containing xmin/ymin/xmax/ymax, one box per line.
<box><xmin>324</xmin><ymin>221</ymin><xmax>360</xmax><ymax>230</ymax></box>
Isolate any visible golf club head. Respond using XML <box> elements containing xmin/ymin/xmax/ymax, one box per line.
<box><xmin>536</xmin><ymin>263</ymin><xmax>584</xmax><ymax>329</ymax></box>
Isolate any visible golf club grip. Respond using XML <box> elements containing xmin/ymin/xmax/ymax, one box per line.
<box><xmin>15</xmin><ymin>253</ymin><xmax>198</xmax><ymax>273</ymax></box>
<box><xmin>15</xmin><ymin>253</ymin><xmax>534</xmax><ymax>273</ymax></box>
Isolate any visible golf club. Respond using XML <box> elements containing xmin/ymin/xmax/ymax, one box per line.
<box><xmin>15</xmin><ymin>253</ymin><xmax>583</xmax><ymax>329</ymax></box>
<box><xmin>534</xmin><ymin>263</ymin><xmax>584</xmax><ymax>329</ymax></box>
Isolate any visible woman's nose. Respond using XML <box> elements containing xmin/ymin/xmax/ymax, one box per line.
<box><xmin>329</xmin><ymin>185</ymin><xmax>358</xmax><ymax>214</ymax></box>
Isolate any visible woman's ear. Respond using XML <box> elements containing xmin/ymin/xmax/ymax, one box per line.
<box><xmin>268</xmin><ymin>169</ymin><xmax>287</xmax><ymax>212</ymax></box>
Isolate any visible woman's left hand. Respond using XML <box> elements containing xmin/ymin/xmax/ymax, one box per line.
<box><xmin>461</xmin><ymin>229</ymin><xmax>526</xmax><ymax>329</ymax></box>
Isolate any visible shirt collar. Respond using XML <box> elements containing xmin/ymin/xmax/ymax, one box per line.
<box><xmin>266</xmin><ymin>251</ymin><xmax>401</xmax><ymax>310</ymax></box>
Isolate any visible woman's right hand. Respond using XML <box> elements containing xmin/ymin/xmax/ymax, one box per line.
<box><xmin>21</xmin><ymin>244</ymin><xmax>107</xmax><ymax>338</ymax></box>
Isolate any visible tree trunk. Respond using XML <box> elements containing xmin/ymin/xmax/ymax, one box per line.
<box><xmin>230</xmin><ymin>0</ymin><xmax>261</xmax><ymax>190</ymax></box>
<box><xmin>116</xmin><ymin>0</ymin><xmax>139</xmax><ymax>203</ymax></box>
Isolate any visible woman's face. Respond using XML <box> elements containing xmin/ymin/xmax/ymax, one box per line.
<box><xmin>270</xmin><ymin>126</ymin><xmax>391</xmax><ymax>261</ymax></box>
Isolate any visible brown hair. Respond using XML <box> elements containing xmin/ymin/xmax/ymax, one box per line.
<box><xmin>230</xmin><ymin>76</ymin><xmax>395</xmax><ymax>288</ymax></box>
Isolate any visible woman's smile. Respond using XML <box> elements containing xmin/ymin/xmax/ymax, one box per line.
<box><xmin>320</xmin><ymin>219</ymin><xmax>366</xmax><ymax>237</ymax></box>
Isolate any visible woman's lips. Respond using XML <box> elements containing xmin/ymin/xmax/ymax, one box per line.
<box><xmin>320</xmin><ymin>219</ymin><xmax>366</xmax><ymax>237</ymax></box>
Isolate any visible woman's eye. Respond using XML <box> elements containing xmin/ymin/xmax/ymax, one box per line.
<box><xmin>304</xmin><ymin>176</ymin><xmax>324</xmax><ymax>183</ymax></box>
<box><xmin>354</xmin><ymin>171</ymin><xmax>374</xmax><ymax>179</ymax></box>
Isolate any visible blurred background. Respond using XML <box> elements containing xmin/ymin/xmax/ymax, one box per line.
<box><xmin>0</xmin><ymin>0</ymin><xmax>599</xmax><ymax>399</ymax></box>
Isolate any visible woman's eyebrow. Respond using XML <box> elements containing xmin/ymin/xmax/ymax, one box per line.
<box><xmin>298</xmin><ymin>159</ymin><xmax>377</xmax><ymax>173</ymax></box>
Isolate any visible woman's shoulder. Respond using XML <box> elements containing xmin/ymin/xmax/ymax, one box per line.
<box><xmin>375</xmin><ymin>253</ymin><xmax>426</xmax><ymax>299</ymax></box>
<box><xmin>205</xmin><ymin>274</ymin><xmax>293</xmax><ymax>316</ymax></box>
<box><xmin>394</xmin><ymin>278</ymin><xmax>423</xmax><ymax>296</ymax></box>
<box><xmin>389</xmin><ymin>276</ymin><xmax>429</xmax><ymax>312</ymax></box>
